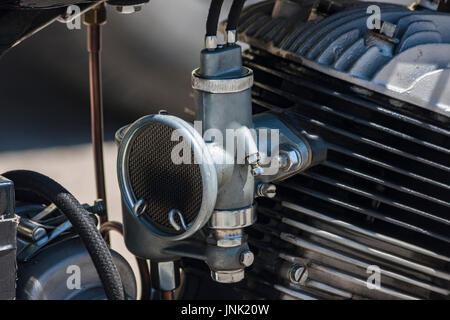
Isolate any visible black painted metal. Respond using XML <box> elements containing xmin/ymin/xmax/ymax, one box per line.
<box><xmin>0</xmin><ymin>176</ymin><xmax>17</xmax><ymax>300</ymax></box>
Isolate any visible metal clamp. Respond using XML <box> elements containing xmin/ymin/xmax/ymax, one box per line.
<box><xmin>191</xmin><ymin>69</ymin><xmax>254</xmax><ymax>94</ymax></box>
<box><xmin>133</xmin><ymin>199</ymin><xmax>147</xmax><ymax>217</ymax></box>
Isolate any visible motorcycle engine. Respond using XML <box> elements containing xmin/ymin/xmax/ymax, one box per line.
<box><xmin>1</xmin><ymin>0</ymin><xmax>449</xmax><ymax>301</ymax></box>
<box><xmin>178</xmin><ymin>0</ymin><xmax>450</xmax><ymax>300</ymax></box>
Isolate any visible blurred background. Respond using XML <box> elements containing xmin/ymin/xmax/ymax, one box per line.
<box><xmin>0</xmin><ymin>0</ymin><xmax>414</xmax><ymax>294</ymax></box>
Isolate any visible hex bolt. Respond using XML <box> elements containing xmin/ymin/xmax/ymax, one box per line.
<box><xmin>278</xmin><ymin>146</ymin><xmax>302</xmax><ymax>172</ymax></box>
<box><xmin>256</xmin><ymin>183</ymin><xmax>276</xmax><ymax>198</ymax></box>
<box><xmin>289</xmin><ymin>264</ymin><xmax>305</xmax><ymax>284</ymax></box>
<box><xmin>240</xmin><ymin>250</ymin><xmax>255</xmax><ymax>267</ymax></box>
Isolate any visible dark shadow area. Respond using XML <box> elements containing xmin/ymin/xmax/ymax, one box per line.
<box><xmin>0</xmin><ymin>22</ymin><xmax>136</xmax><ymax>151</ymax></box>
<box><xmin>0</xmin><ymin>0</ymin><xmax>263</xmax><ymax>152</ymax></box>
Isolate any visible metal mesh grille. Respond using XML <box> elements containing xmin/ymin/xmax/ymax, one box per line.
<box><xmin>127</xmin><ymin>122</ymin><xmax>203</xmax><ymax>234</ymax></box>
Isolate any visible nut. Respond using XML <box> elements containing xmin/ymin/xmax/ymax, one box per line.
<box><xmin>216</xmin><ymin>237</ymin><xmax>244</xmax><ymax>248</ymax></box>
<box><xmin>278</xmin><ymin>146</ymin><xmax>302</xmax><ymax>171</ymax></box>
<box><xmin>83</xmin><ymin>3</ymin><xmax>107</xmax><ymax>25</ymax></box>
<box><xmin>211</xmin><ymin>269</ymin><xmax>245</xmax><ymax>283</ymax></box>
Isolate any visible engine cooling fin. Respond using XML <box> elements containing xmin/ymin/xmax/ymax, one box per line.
<box><xmin>240</xmin><ymin>48</ymin><xmax>450</xmax><ymax>300</ymax></box>
<box><xmin>234</xmin><ymin>0</ymin><xmax>450</xmax><ymax>117</ymax></box>
<box><xmin>181</xmin><ymin>0</ymin><xmax>450</xmax><ymax>300</ymax></box>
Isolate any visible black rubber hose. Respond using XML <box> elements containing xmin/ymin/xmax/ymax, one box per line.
<box><xmin>3</xmin><ymin>170</ymin><xmax>125</xmax><ymax>300</ymax></box>
<box><xmin>206</xmin><ymin>0</ymin><xmax>224</xmax><ymax>36</ymax></box>
<box><xmin>226</xmin><ymin>0</ymin><xmax>246</xmax><ymax>31</ymax></box>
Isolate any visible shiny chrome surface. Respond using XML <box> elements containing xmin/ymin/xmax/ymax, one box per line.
<box><xmin>191</xmin><ymin>68</ymin><xmax>254</xmax><ymax>94</ymax></box>
<box><xmin>211</xmin><ymin>269</ymin><xmax>245</xmax><ymax>283</ymax></box>
<box><xmin>208</xmin><ymin>206</ymin><xmax>256</xmax><ymax>229</ymax></box>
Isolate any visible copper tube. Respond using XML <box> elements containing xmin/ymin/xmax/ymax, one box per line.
<box><xmin>100</xmin><ymin>221</ymin><xmax>152</xmax><ymax>300</ymax></box>
<box><xmin>161</xmin><ymin>290</ymin><xmax>175</xmax><ymax>300</ymax></box>
<box><xmin>84</xmin><ymin>4</ymin><xmax>108</xmax><ymax>227</ymax></box>
<box><xmin>99</xmin><ymin>221</ymin><xmax>123</xmax><ymax>236</ymax></box>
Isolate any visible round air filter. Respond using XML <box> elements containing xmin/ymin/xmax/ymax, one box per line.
<box><xmin>117</xmin><ymin>115</ymin><xmax>217</xmax><ymax>241</ymax></box>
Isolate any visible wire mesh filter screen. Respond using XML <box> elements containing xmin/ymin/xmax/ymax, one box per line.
<box><xmin>127</xmin><ymin>122</ymin><xmax>203</xmax><ymax>234</ymax></box>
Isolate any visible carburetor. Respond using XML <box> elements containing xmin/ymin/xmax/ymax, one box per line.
<box><xmin>115</xmin><ymin>1</ymin><xmax>322</xmax><ymax>294</ymax></box>
<box><xmin>192</xmin><ymin>42</ymin><xmax>258</xmax><ymax>282</ymax></box>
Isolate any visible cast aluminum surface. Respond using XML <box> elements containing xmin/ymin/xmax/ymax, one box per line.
<box><xmin>236</xmin><ymin>0</ymin><xmax>450</xmax><ymax>117</ymax></box>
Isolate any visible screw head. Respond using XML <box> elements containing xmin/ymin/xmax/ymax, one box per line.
<box><xmin>240</xmin><ymin>250</ymin><xmax>255</xmax><ymax>267</ymax></box>
<box><xmin>257</xmin><ymin>183</ymin><xmax>276</xmax><ymax>198</ymax></box>
<box><xmin>289</xmin><ymin>264</ymin><xmax>305</xmax><ymax>284</ymax></box>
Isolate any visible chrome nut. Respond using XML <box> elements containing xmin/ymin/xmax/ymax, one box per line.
<box><xmin>211</xmin><ymin>269</ymin><xmax>245</xmax><ymax>283</ymax></box>
<box><xmin>278</xmin><ymin>146</ymin><xmax>302</xmax><ymax>171</ymax></box>
<box><xmin>216</xmin><ymin>237</ymin><xmax>244</xmax><ymax>248</ymax></box>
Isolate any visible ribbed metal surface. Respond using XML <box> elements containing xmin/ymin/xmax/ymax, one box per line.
<box><xmin>241</xmin><ymin>49</ymin><xmax>450</xmax><ymax>300</ymax></box>
<box><xmin>235</xmin><ymin>1</ymin><xmax>450</xmax><ymax>117</ymax></box>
